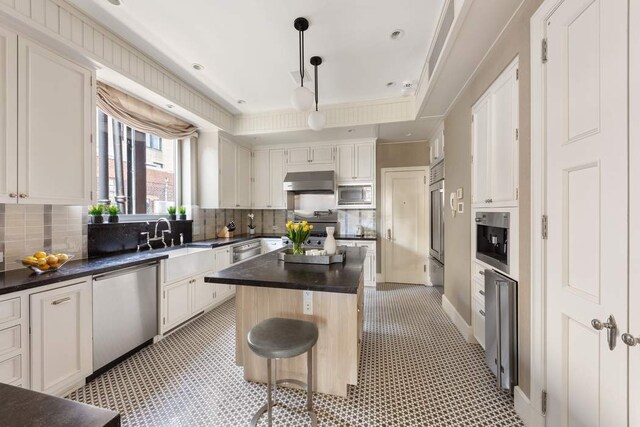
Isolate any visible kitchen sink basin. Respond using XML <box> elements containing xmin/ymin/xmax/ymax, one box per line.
<box><xmin>163</xmin><ymin>246</ymin><xmax>214</xmax><ymax>283</ymax></box>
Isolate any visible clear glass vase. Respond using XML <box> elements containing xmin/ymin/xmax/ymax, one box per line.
<box><xmin>293</xmin><ymin>242</ymin><xmax>304</xmax><ymax>255</ymax></box>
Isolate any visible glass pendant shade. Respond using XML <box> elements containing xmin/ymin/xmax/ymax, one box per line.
<box><xmin>308</xmin><ymin>110</ymin><xmax>326</xmax><ymax>131</ymax></box>
<box><xmin>291</xmin><ymin>86</ymin><xmax>314</xmax><ymax>111</ymax></box>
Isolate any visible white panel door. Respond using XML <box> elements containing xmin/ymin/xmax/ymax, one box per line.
<box><xmin>472</xmin><ymin>93</ymin><xmax>491</xmax><ymax>204</ymax></box>
<box><xmin>383</xmin><ymin>169</ymin><xmax>427</xmax><ymax>284</ymax></box>
<box><xmin>252</xmin><ymin>150</ymin><xmax>270</xmax><ymax>208</ymax></box>
<box><xmin>545</xmin><ymin>1</ymin><xmax>628</xmax><ymax>426</ymax></box>
<box><xmin>163</xmin><ymin>279</ymin><xmax>192</xmax><ymax>330</ymax></box>
<box><xmin>214</xmin><ymin>247</ymin><xmax>231</xmax><ymax>272</ymax></box>
<box><xmin>490</xmin><ymin>60</ymin><xmax>518</xmax><ymax>203</ymax></box>
<box><xmin>269</xmin><ymin>149</ymin><xmax>286</xmax><ymax>208</ymax></box>
<box><xmin>236</xmin><ymin>145</ymin><xmax>252</xmax><ymax>208</ymax></box>
<box><xmin>336</xmin><ymin>145</ymin><xmax>354</xmax><ymax>181</ymax></box>
<box><xmin>191</xmin><ymin>275</ymin><xmax>215</xmax><ymax>313</ymax></box>
<box><xmin>287</xmin><ymin>147</ymin><xmax>309</xmax><ymax>164</ymax></box>
<box><xmin>30</xmin><ymin>280</ymin><xmax>92</xmax><ymax>396</ymax></box>
<box><xmin>0</xmin><ymin>27</ymin><xmax>17</xmax><ymax>204</ymax></box>
<box><xmin>218</xmin><ymin>137</ymin><xmax>236</xmax><ymax>208</ymax></box>
<box><xmin>310</xmin><ymin>146</ymin><xmax>334</xmax><ymax>164</ymax></box>
<box><xmin>354</xmin><ymin>143</ymin><xmax>374</xmax><ymax>181</ymax></box>
<box><xmin>17</xmin><ymin>38</ymin><xmax>93</xmax><ymax>205</ymax></box>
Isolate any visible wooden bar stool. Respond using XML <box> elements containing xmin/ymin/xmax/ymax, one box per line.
<box><xmin>247</xmin><ymin>317</ymin><xmax>318</xmax><ymax>427</ymax></box>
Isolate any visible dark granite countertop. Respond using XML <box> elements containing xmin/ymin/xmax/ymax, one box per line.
<box><xmin>205</xmin><ymin>246</ymin><xmax>366</xmax><ymax>294</ymax></box>
<box><xmin>335</xmin><ymin>234</ymin><xmax>377</xmax><ymax>241</ymax></box>
<box><xmin>187</xmin><ymin>233</ymin><xmax>283</xmax><ymax>248</ymax></box>
<box><xmin>0</xmin><ymin>383</ymin><xmax>120</xmax><ymax>426</ymax></box>
<box><xmin>0</xmin><ymin>250</ymin><xmax>170</xmax><ymax>296</ymax></box>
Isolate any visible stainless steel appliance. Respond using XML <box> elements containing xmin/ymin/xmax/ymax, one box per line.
<box><xmin>337</xmin><ymin>183</ymin><xmax>373</xmax><ymax>207</ymax></box>
<box><xmin>429</xmin><ymin>161</ymin><xmax>445</xmax><ymax>287</ymax></box>
<box><xmin>281</xmin><ymin>210</ymin><xmax>337</xmax><ymax>247</ymax></box>
<box><xmin>484</xmin><ymin>269</ymin><xmax>518</xmax><ymax>392</ymax></box>
<box><xmin>475</xmin><ymin>212</ymin><xmax>510</xmax><ymax>274</ymax></box>
<box><xmin>283</xmin><ymin>171</ymin><xmax>335</xmax><ymax>193</ymax></box>
<box><xmin>93</xmin><ymin>263</ymin><xmax>158</xmax><ymax>372</ymax></box>
<box><xmin>232</xmin><ymin>240</ymin><xmax>262</xmax><ymax>263</ymax></box>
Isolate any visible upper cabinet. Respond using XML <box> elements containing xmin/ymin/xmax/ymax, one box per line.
<box><xmin>218</xmin><ymin>137</ymin><xmax>252</xmax><ymax>209</ymax></box>
<box><xmin>286</xmin><ymin>146</ymin><xmax>334</xmax><ymax>165</ymax></box>
<box><xmin>471</xmin><ymin>59</ymin><xmax>519</xmax><ymax>206</ymax></box>
<box><xmin>336</xmin><ymin>142</ymin><xmax>375</xmax><ymax>182</ymax></box>
<box><xmin>0</xmin><ymin>31</ymin><xmax>94</xmax><ymax>205</ymax></box>
<box><xmin>430</xmin><ymin>123</ymin><xmax>445</xmax><ymax>164</ymax></box>
<box><xmin>252</xmin><ymin>149</ymin><xmax>286</xmax><ymax>209</ymax></box>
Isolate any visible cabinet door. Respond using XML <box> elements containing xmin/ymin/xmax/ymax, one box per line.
<box><xmin>336</xmin><ymin>145</ymin><xmax>354</xmax><ymax>181</ymax></box>
<box><xmin>489</xmin><ymin>64</ymin><xmax>518</xmax><ymax>203</ymax></box>
<box><xmin>363</xmin><ymin>252</ymin><xmax>373</xmax><ymax>286</ymax></box>
<box><xmin>214</xmin><ymin>247</ymin><xmax>231</xmax><ymax>272</ymax></box>
<box><xmin>310</xmin><ymin>146</ymin><xmax>334</xmax><ymax>164</ymax></box>
<box><xmin>236</xmin><ymin>145</ymin><xmax>252</xmax><ymax>208</ymax></box>
<box><xmin>252</xmin><ymin>150</ymin><xmax>270</xmax><ymax>208</ymax></box>
<box><xmin>472</xmin><ymin>94</ymin><xmax>491</xmax><ymax>204</ymax></box>
<box><xmin>355</xmin><ymin>143</ymin><xmax>374</xmax><ymax>180</ymax></box>
<box><xmin>191</xmin><ymin>275</ymin><xmax>215</xmax><ymax>313</ymax></box>
<box><xmin>30</xmin><ymin>279</ymin><xmax>92</xmax><ymax>396</ymax></box>
<box><xmin>163</xmin><ymin>279</ymin><xmax>192</xmax><ymax>331</ymax></box>
<box><xmin>287</xmin><ymin>147</ymin><xmax>309</xmax><ymax>164</ymax></box>
<box><xmin>17</xmin><ymin>38</ymin><xmax>93</xmax><ymax>205</ymax></box>
<box><xmin>219</xmin><ymin>138</ymin><xmax>236</xmax><ymax>208</ymax></box>
<box><xmin>269</xmin><ymin>149</ymin><xmax>286</xmax><ymax>208</ymax></box>
<box><xmin>0</xmin><ymin>28</ymin><xmax>17</xmax><ymax>204</ymax></box>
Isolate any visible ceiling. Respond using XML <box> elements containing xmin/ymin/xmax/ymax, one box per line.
<box><xmin>67</xmin><ymin>0</ymin><xmax>444</xmax><ymax>114</ymax></box>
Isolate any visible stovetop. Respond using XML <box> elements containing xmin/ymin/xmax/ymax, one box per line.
<box><xmin>281</xmin><ymin>234</ymin><xmax>327</xmax><ymax>247</ymax></box>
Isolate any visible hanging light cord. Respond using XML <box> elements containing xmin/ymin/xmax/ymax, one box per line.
<box><xmin>298</xmin><ymin>30</ymin><xmax>305</xmax><ymax>87</ymax></box>
<box><xmin>314</xmin><ymin>63</ymin><xmax>319</xmax><ymax>111</ymax></box>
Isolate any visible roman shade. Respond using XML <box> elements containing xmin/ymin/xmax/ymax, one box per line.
<box><xmin>96</xmin><ymin>82</ymin><xmax>198</xmax><ymax>139</ymax></box>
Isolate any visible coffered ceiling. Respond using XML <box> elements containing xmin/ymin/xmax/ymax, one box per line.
<box><xmin>67</xmin><ymin>0</ymin><xmax>444</xmax><ymax>114</ymax></box>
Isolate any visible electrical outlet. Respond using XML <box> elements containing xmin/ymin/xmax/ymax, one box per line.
<box><xmin>303</xmin><ymin>290</ymin><xmax>313</xmax><ymax>315</ymax></box>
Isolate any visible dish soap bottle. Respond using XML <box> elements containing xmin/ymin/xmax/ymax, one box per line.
<box><xmin>324</xmin><ymin>227</ymin><xmax>337</xmax><ymax>255</ymax></box>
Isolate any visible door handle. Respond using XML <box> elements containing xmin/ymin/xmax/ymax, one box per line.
<box><xmin>591</xmin><ymin>315</ymin><xmax>618</xmax><ymax>351</ymax></box>
<box><xmin>386</xmin><ymin>229</ymin><xmax>392</xmax><ymax>240</ymax></box>
<box><xmin>622</xmin><ymin>333</ymin><xmax>640</xmax><ymax>347</ymax></box>
<box><xmin>51</xmin><ymin>297</ymin><xmax>71</xmax><ymax>305</ymax></box>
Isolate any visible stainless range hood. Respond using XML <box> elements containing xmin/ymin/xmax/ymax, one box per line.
<box><xmin>283</xmin><ymin>171</ymin><xmax>335</xmax><ymax>194</ymax></box>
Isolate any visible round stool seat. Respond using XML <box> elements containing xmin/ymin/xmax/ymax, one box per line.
<box><xmin>248</xmin><ymin>317</ymin><xmax>318</xmax><ymax>359</ymax></box>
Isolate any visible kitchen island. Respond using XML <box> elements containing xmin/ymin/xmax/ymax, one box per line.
<box><xmin>205</xmin><ymin>246</ymin><xmax>366</xmax><ymax>397</ymax></box>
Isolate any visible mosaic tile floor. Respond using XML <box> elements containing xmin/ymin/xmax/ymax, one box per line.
<box><xmin>68</xmin><ymin>284</ymin><xmax>523</xmax><ymax>426</ymax></box>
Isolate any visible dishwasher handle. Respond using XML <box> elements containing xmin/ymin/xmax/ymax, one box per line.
<box><xmin>93</xmin><ymin>262</ymin><xmax>158</xmax><ymax>282</ymax></box>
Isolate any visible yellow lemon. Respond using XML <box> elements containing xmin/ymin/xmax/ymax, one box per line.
<box><xmin>23</xmin><ymin>256</ymin><xmax>38</xmax><ymax>263</ymax></box>
<box><xmin>34</xmin><ymin>251</ymin><xmax>47</xmax><ymax>259</ymax></box>
<box><xmin>38</xmin><ymin>264</ymin><xmax>50</xmax><ymax>271</ymax></box>
<box><xmin>46</xmin><ymin>255</ymin><xmax>59</xmax><ymax>265</ymax></box>
<box><xmin>48</xmin><ymin>263</ymin><xmax>59</xmax><ymax>269</ymax></box>
<box><xmin>57</xmin><ymin>254</ymin><xmax>69</xmax><ymax>262</ymax></box>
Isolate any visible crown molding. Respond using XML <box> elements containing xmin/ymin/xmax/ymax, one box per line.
<box><xmin>0</xmin><ymin>0</ymin><xmax>234</xmax><ymax>131</ymax></box>
<box><xmin>234</xmin><ymin>96</ymin><xmax>416</xmax><ymax>135</ymax></box>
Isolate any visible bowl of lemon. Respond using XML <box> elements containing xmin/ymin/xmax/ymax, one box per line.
<box><xmin>20</xmin><ymin>251</ymin><xmax>72</xmax><ymax>274</ymax></box>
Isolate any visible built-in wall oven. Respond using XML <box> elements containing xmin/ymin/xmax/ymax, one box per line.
<box><xmin>475</xmin><ymin>212</ymin><xmax>510</xmax><ymax>274</ymax></box>
<box><xmin>429</xmin><ymin>162</ymin><xmax>445</xmax><ymax>287</ymax></box>
<box><xmin>337</xmin><ymin>183</ymin><xmax>373</xmax><ymax>207</ymax></box>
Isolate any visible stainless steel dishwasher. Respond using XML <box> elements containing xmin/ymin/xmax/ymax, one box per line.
<box><xmin>232</xmin><ymin>240</ymin><xmax>262</xmax><ymax>263</ymax></box>
<box><xmin>93</xmin><ymin>263</ymin><xmax>158</xmax><ymax>372</ymax></box>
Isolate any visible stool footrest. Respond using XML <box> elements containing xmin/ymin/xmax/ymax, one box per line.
<box><xmin>249</xmin><ymin>402</ymin><xmax>318</xmax><ymax>427</ymax></box>
<box><xmin>276</xmin><ymin>378</ymin><xmax>308</xmax><ymax>390</ymax></box>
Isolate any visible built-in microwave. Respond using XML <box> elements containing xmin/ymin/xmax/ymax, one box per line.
<box><xmin>475</xmin><ymin>211</ymin><xmax>510</xmax><ymax>274</ymax></box>
<box><xmin>337</xmin><ymin>183</ymin><xmax>373</xmax><ymax>206</ymax></box>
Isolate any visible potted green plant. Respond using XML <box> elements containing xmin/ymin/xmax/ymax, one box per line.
<box><xmin>248</xmin><ymin>213</ymin><xmax>256</xmax><ymax>235</ymax></box>
<box><xmin>178</xmin><ymin>206</ymin><xmax>187</xmax><ymax>220</ymax></box>
<box><xmin>88</xmin><ymin>205</ymin><xmax>104</xmax><ymax>224</ymax></box>
<box><xmin>285</xmin><ymin>220</ymin><xmax>313</xmax><ymax>255</ymax></box>
<box><xmin>106</xmin><ymin>205</ymin><xmax>120</xmax><ymax>223</ymax></box>
<box><xmin>167</xmin><ymin>206</ymin><xmax>177</xmax><ymax>221</ymax></box>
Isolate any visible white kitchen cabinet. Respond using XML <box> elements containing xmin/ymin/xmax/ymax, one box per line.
<box><xmin>472</xmin><ymin>297</ymin><xmax>486</xmax><ymax>349</ymax></box>
<box><xmin>336</xmin><ymin>142</ymin><xmax>375</xmax><ymax>182</ymax></box>
<box><xmin>162</xmin><ymin>278</ymin><xmax>192</xmax><ymax>332</ymax></box>
<box><xmin>430</xmin><ymin>123</ymin><xmax>445</xmax><ymax>165</ymax></box>
<box><xmin>214</xmin><ymin>246</ymin><xmax>232</xmax><ymax>272</ymax></box>
<box><xmin>236</xmin><ymin>145</ymin><xmax>252</xmax><ymax>208</ymax></box>
<box><xmin>252</xmin><ymin>149</ymin><xmax>286</xmax><ymax>209</ymax></box>
<box><xmin>0</xmin><ymin>293</ymin><xmax>27</xmax><ymax>388</ymax></box>
<box><xmin>471</xmin><ymin>59</ymin><xmax>519</xmax><ymax>206</ymax></box>
<box><xmin>336</xmin><ymin>241</ymin><xmax>376</xmax><ymax>287</ymax></box>
<box><xmin>0</xmin><ymin>32</ymin><xmax>94</xmax><ymax>206</ymax></box>
<box><xmin>191</xmin><ymin>274</ymin><xmax>217</xmax><ymax>314</ymax></box>
<box><xmin>261</xmin><ymin>238</ymin><xmax>285</xmax><ymax>254</ymax></box>
<box><xmin>286</xmin><ymin>146</ymin><xmax>334</xmax><ymax>165</ymax></box>
<box><xmin>219</xmin><ymin>137</ymin><xmax>237</xmax><ymax>208</ymax></box>
<box><xmin>30</xmin><ymin>279</ymin><xmax>92</xmax><ymax>396</ymax></box>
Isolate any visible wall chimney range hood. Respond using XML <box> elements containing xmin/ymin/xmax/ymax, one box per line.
<box><xmin>283</xmin><ymin>171</ymin><xmax>335</xmax><ymax>194</ymax></box>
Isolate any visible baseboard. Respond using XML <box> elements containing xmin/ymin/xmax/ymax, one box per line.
<box><xmin>441</xmin><ymin>295</ymin><xmax>477</xmax><ymax>343</ymax></box>
<box><xmin>376</xmin><ymin>273</ymin><xmax>384</xmax><ymax>283</ymax></box>
<box><xmin>514</xmin><ymin>386</ymin><xmax>545</xmax><ymax>427</ymax></box>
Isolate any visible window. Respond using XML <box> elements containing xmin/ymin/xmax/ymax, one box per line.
<box><xmin>96</xmin><ymin>110</ymin><xmax>179</xmax><ymax>215</ymax></box>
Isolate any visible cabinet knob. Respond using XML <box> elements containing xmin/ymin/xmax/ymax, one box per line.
<box><xmin>19</xmin><ymin>193</ymin><xmax>28</xmax><ymax>199</ymax></box>
<box><xmin>9</xmin><ymin>192</ymin><xmax>17</xmax><ymax>198</ymax></box>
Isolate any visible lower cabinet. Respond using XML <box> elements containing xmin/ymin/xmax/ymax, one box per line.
<box><xmin>472</xmin><ymin>297</ymin><xmax>486</xmax><ymax>349</ymax></box>
<box><xmin>30</xmin><ymin>279</ymin><xmax>92</xmax><ymax>396</ymax></box>
<box><xmin>338</xmin><ymin>241</ymin><xmax>376</xmax><ymax>288</ymax></box>
<box><xmin>261</xmin><ymin>238</ymin><xmax>285</xmax><ymax>254</ymax></box>
<box><xmin>162</xmin><ymin>278</ymin><xmax>193</xmax><ymax>331</ymax></box>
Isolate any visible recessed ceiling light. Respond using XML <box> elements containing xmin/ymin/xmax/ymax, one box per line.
<box><xmin>406</xmin><ymin>132</ymin><xmax>413</xmax><ymax>137</ymax></box>
<box><xmin>237</xmin><ymin>100</ymin><xmax>246</xmax><ymax>105</ymax></box>
<box><xmin>386</xmin><ymin>81</ymin><xmax>396</xmax><ymax>88</ymax></box>
<box><xmin>166</xmin><ymin>104</ymin><xmax>174</xmax><ymax>109</ymax></box>
<box><xmin>107</xmin><ymin>0</ymin><xmax>123</xmax><ymax>5</ymax></box>
<box><xmin>347</xmin><ymin>129</ymin><xmax>355</xmax><ymax>133</ymax></box>
<box><xmin>192</xmin><ymin>63</ymin><xmax>204</xmax><ymax>71</ymax></box>
<box><xmin>390</xmin><ymin>29</ymin><xmax>405</xmax><ymax>40</ymax></box>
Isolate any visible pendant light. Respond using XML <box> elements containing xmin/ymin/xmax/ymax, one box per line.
<box><xmin>291</xmin><ymin>17</ymin><xmax>314</xmax><ymax>111</ymax></box>
<box><xmin>308</xmin><ymin>56</ymin><xmax>326</xmax><ymax>131</ymax></box>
